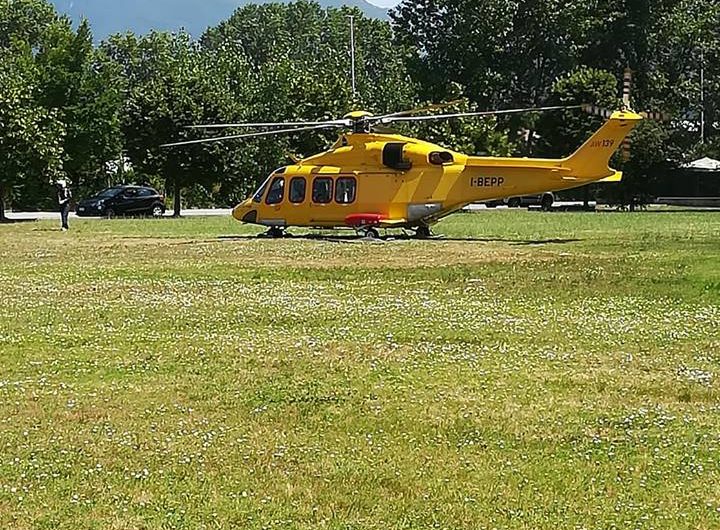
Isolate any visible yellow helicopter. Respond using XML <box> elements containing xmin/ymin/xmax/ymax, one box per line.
<box><xmin>163</xmin><ymin>104</ymin><xmax>642</xmax><ymax>238</ymax></box>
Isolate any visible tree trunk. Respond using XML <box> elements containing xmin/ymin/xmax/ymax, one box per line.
<box><xmin>173</xmin><ymin>176</ymin><xmax>181</xmax><ymax>217</ymax></box>
<box><xmin>0</xmin><ymin>184</ymin><xmax>7</xmax><ymax>223</ymax></box>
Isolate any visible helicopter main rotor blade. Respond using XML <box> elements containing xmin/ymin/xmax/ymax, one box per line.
<box><xmin>162</xmin><ymin>123</ymin><xmax>345</xmax><ymax>148</ymax></box>
<box><xmin>187</xmin><ymin>120</ymin><xmax>349</xmax><ymax>130</ymax></box>
<box><xmin>372</xmin><ymin>100</ymin><xmax>465</xmax><ymax>121</ymax></box>
<box><xmin>379</xmin><ymin>105</ymin><xmax>585</xmax><ymax>124</ymax></box>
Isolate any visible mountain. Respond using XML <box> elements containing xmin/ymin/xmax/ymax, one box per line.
<box><xmin>50</xmin><ymin>0</ymin><xmax>389</xmax><ymax>40</ymax></box>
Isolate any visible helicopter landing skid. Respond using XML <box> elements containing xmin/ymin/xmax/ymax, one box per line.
<box><xmin>413</xmin><ymin>226</ymin><xmax>433</xmax><ymax>239</ymax></box>
<box><xmin>258</xmin><ymin>226</ymin><xmax>288</xmax><ymax>239</ymax></box>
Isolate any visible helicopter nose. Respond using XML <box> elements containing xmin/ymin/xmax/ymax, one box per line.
<box><xmin>232</xmin><ymin>200</ymin><xmax>255</xmax><ymax>222</ymax></box>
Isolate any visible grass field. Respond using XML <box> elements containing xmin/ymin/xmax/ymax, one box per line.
<box><xmin>1</xmin><ymin>211</ymin><xmax>719</xmax><ymax>529</ymax></box>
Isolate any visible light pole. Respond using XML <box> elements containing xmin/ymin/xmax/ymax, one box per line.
<box><xmin>347</xmin><ymin>15</ymin><xmax>357</xmax><ymax>101</ymax></box>
<box><xmin>700</xmin><ymin>47</ymin><xmax>705</xmax><ymax>144</ymax></box>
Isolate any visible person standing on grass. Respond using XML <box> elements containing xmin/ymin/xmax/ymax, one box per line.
<box><xmin>56</xmin><ymin>180</ymin><xmax>72</xmax><ymax>231</ymax></box>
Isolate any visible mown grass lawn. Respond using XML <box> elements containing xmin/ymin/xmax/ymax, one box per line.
<box><xmin>0</xmin><ymin>210</ymin><xmax>719</xmax><ymax>530</ymax></box>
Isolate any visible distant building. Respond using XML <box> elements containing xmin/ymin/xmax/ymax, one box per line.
<box><xmin>656</xmin><ymin>157</ymin><xmax>720</xmax><ymax>207</ymax></box>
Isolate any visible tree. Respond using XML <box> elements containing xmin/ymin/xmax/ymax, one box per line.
<box><xmin>0</xmin><ymin>0</ymin><xmax>56</xmax><ymax>48</ymax></box>
<box><xmin>201</xmin><ymin>1</ymin><xmax>417</xmax><ymax>180</ymax></box>
<box><xmin>1</xmin><ymin>0</ymin><xmax>126</xmax><ymax>213</ymax></box>
<box><xmin>104</xmin><ymin>31</ymin><xmax>231</xmax><ymax>216</ymax></box>
<box><xmin>391</xmin><ymin>0</ymin><xmax>596</xmax><ymax>108</ymax></box>
<box><xmin>615</xmin><ymin>120</ymin><xmax>675</xmax><ymax>207</ymax></box>
<box><xmin>390</xmin><ymin>0</ymin><xmax>620</xmax><ymax>157</ymax></box>
<box><xmin>396</xmin><ymin>99</ymin><xmax>515</xmax><ymax>156</ymax></box>
<box><xmin>648</xmin><ymin>0</ymin><xmax>720</xmax><ymax>149</ymax></box>
<box><xmin>537</xmin><ymin>68</ymin><xmax>621</xmax><ymax>158</ymax></box>
<box><xmin>35</xmin><ymin>17</ymin><xmax>125</xmax><ymax>197</ymax></box>
<box><xmin>0</xmin><ymin>0</ymin><xmax>64</xmax><ymax>217</ymax></box>
<box><xmin>202</xmin><ymin>1</ymin><xmax>416</xmax><ymax>115</ymax></box>
<box><xmin>99</xmin><ymin>1</ymin><xmax>422</xmax><ymax>211</ymax></box>
<box><xmin>0</xmin><ymin>42</ymin><xmax>64</xmax><ymax>220</ymax></box>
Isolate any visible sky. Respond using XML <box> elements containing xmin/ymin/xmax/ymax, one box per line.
<box><xmin>366</xmin><ymin>0</ymin><xmax>401</xmax><ymax>7</ymax></box>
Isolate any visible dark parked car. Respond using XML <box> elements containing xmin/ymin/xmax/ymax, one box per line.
<box><xmin>76</xmin><ymin>185</ymin><xmax>166</xmax><ymax>218</ymax></box>
<box><xmin>485</xmin><ymin>192</ymin><xmax>555</xmax><ymax>210</ymax></box>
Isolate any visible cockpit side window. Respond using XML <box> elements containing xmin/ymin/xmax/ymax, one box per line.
<box><xmin>252</xmin><ymin>177</ymin><xmax>271</xmax><ymax>203</ymax></box>
<box><xmin>265</xmin><ymin>177</ymin><xmax>285</xmax><ymax>205</ymax></box>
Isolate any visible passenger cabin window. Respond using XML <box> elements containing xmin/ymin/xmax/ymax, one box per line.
<box><xmin>383</xmin><ymin>142</ymin><xmax>412</xmax><ymax>170</ymax></box>
<box><xmin>265</xmin><ymin>177</ymin><xmax>285</xmax><ymax>205</ymax></box>
<box><xmin>312</xmin><ymin>177</ymin><xmax>333</xmax><ymax>204</ymax></box>
<box><xmin>429</xmin><ymin>151</ymin><xmax>454</xmax><ymax>165</ymax></box>
<box><xmin>289</xmin><ymin>177</ymin><xmax>306</xmax><ymax>203</ymax></box>
<box><xmin>253</xmin><ymin>178</ymin><xmax>270</xmax><ymax>203</ymax></box>
<box><xmin>335</xmin><ymin>177</ymin><xmax>356</xmax><ymax>204</ymax></box>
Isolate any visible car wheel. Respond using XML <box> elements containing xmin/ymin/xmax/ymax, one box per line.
<box><xmin>541</xmin><ymin>194</ymin><xmax>554</xmax><ymax>211</ymax></box>
<box><xmin>152</xmin><ymin>204</ymin><xmax>165</xmax><ymax>218</ymax></box>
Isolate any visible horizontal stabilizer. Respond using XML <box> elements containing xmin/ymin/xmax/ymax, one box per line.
<box><xmin>598</xmin><ymin>171</ymin><xmax>623</xmax><ymax>183</ymax></box>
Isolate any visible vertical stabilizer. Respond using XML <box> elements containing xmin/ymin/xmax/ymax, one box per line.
<box><xmin>564</xmin><ymin>110</ymin><xmax>642</xmax><ymax>179</ymax></box>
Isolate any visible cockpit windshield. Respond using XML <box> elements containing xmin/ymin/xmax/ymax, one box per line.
<box><xmin>252</xmin><ymin>177</ymin><xmax>271</xmax><ymax>203</ymax></box>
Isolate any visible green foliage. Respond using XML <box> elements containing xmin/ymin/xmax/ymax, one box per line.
<box><xmin>398</xmin><ymin>99</ymin><xmax>515</xmax><ymax>156</ymax></box>
<box><xmin>198</xmin><ymin>1</ymin><xmax>418</xmax><ymax>202</ymax></box>
<box><xmin>612</xmin><ymin>120</ymin><xmax>675</xmax><ymax>205</ymax></box>
<box><xmin>0</xmin><ymin>0</ymin><xmax>123</xmax><ymax>213</ymax></box>
<box><xmin>537</xmin><ymin>67</ymin><xmax>621</xmax><ymax>158</ymax></box>
<box><xmin>0</xmin><ymin>40</ymin><xmax>64</xmax><ymax>215</ymax></box>
<box><xmin>2</xmin><ymin>0</ymin><xmax>720</xmax><ymax>212</ymax></box>
<box><xmin>391</xmin><ymin>0</ymin><xmax>599</xmax><ymax>107</ymax></box>
<box><xmin>203</xmin><ymin>1</ymin><xmax>415</xmax><ymax>115</ymax></box>
<box><xmin>94</xmin><ymin>1</ymin><xmax>421</xmax><ymax>213</ymax></box>
<box><xmin>649</xmin><ymin>0</ymin><xmax>720</xmax><ymax>149</ymax></box>
<box><xmin>36</xmin><ymin>18</ymin><xmax>125</xmax><ymax>196</ymax></box>
<box><xmin>0</xmin><ymin>0</ymin><xmax>56</xmax><ymax>48</ymax></box>
<box><xmin>103</xmin><ymin>31</ymin><xmax>233</xmax><ymax>214</ymax></box>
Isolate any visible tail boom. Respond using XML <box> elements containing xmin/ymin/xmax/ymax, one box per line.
<box><xmin>444</xmin><ymin>111</ymin><xmax>641</xmax><ymax>210</ymax></box>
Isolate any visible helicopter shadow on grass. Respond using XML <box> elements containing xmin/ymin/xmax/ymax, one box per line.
<box><xmin>2</xmin><ymin>218</ymin><xmax>40</xmax><ymax>225</ymax></box>
<box><xmin>409</xmin><ymin>235</ymin><xmax>583</xmax><ymax>246</ymax></box>
<box><xmin>218</xmin><ymin>234</ymin><xmax>380</xmax><ymax>245</ymax></box>
<box><xmin>30</xmin><ymin>226</ymin><xmax>63</xmax><ymax>232</ymax></box>
<box><xmin>217</xmin><ymin>233</ymin><xmax>583</xmax><ymax>246</ymax></box>
<box><xmin>442</xmin><ymin>236</ymin><xmax>583</xmax><ymax>246</ymax></box>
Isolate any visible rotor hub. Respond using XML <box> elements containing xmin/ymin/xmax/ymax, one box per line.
<box><xmin>343</xmin><ymin>111</ymin><xmax>373</xmax><ymax>134</ymax></box>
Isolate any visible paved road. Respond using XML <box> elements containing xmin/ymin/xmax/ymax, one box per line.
<box><xmin>5</xmin><ymin>203</ymin><xmax>594</xmax><ymax>221</ymax></box>
<box><xmin>8</xmin><ymin>203</ymin><xmax>715</xmax><ymax>222</ymax></box>
<box><xmin>5</xmin><ymin>209</ymin><xmax>234</xmax><ymax>221</ymax></box>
